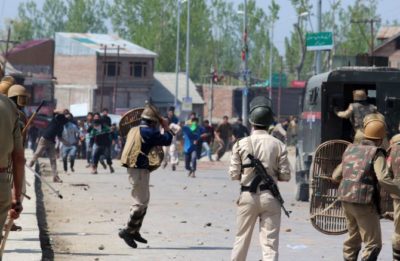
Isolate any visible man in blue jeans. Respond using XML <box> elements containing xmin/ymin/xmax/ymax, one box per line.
<box><xmin>182</xmin><ymin>117</ymin><xmax>202</xmax><ymax>178</ymax></box>
<box><xmin>61</xmin><ymin>113</ymin><xmax>80</xmax><ymax>173</ymax></box>
<box><xmin>200</xmin><ymin>120</ymin><xmax>214</xmax><ymax>161</ymax></box>
<box><xmin>90</xmin><ymin>115</ymin><xmax>114</xmax><ymax>174</ymax></box>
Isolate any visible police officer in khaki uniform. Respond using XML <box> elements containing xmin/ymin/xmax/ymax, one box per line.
<box><xmin>0</xmin><ymin>93</ymin><xmax>24</xmax><ymax>259</ymax></box>
<box><xmin>333</xmin><ymin>119</ymin><xmax>400</xmax><ymax>261</ymax></box>
<box><xmin>0</xmin><ymin>76</ymin><xmax>15</xmax><ymax>95</ymax></box>
<box><xmin>5</xmin><ymin>84</ymin><xmax>29</xmax><ymax>231</ymax></box>
<box><xmin>229</xmin><ymin>96</ymin><xmax>291</xmax><ymax>261</ymax></box>
<box><xmin>335</xmin><ymin>89</ymin><xmax>377</xmax><ymax>134</ymax></box>
<box><xmin>8</xmin><ymin>84</ymin><xmax>29</xmax><ymax>137</ymax></box>
<box><xmin>386</xmin><ymin>134</ymin><xmax>400</xmax><ymax>260</ymax></box>
<box><xmin>119</xmin><ymin>105</ymin><xmax>173</xmax><ymax>248</ymax></box>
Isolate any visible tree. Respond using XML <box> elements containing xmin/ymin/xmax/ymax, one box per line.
<box><xmin>110</xmin><ymin>0</ymin><xmax>177</xmax><ymax>72</ymax></box>
<box><xmin>336</xmin><ymin>0</ymin><xmax>380</xmax><ymax>56</ymax></box>
<box><xmin>41</xmin><ymin>0</ymin><xmax>67</xmax><ymax>37</ymax></box>
<box><xmin>10</xmin><ymin>0</ymin><xmax>108</xmax><ymax>42</ymax></box>
<box><xmin>285</xmin><ymin>0</ymin><xmax>314</xmax><ymax>80</ymax></box>
<box><xmin>65</xmin><ymin>0</ymin><xmax>108</xmax><ymax>33</ymax></box>
<box><xmin>110</xmin><ymin>0</ymin><xmax>213</xmax><ymax>82</ymax></box>
<box><xmin>209</xmin><ymin>0</ymin><xmax>241</xmax><ymax>76</ymax></box>
<box><xmin>10</xmin><ymin>1</ymin><xmax>42</xmax><ymax>41</ymax></box>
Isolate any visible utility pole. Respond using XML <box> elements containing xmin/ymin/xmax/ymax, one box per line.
<box><xmin>268</xmin><ymin>26</ymin><xmax>273</xmax><ymax>100</ymax></box>
<box><xmin>316</xmin><ymin>0</ymin><xmax>322</xmax><ymax>74</ymax></box>
<box><xmin>100</xmin><ymin>45</ymin><xmax>107</xmax><ymax>111</ymax></box>
<box><xmin>2</xmin><ymin>24</ymin><xmax>18</xmax><ymax>71</ymax></box>
<box><xmin>112</xmin><ymin>45</ymin><xmax>120</xmax><ymax>114</ymax></box>
<box><xmin>278</xmin><ymin>56</ymin><xmax>283</xmax><ymax>119</ymax></box>
<box><xmin>185</xmin><ymin>0</ymin><xmax>190</xmax><ymax>98</ymax></box>
<box><xmin>208</xmin><ymin>67</ymin><xmax>214</xmax><ymax>123</ymax></box>
<box><xmin>175</xmin><ymin>0</ymin><xmax>181</xmax><ymax>107</ymax></box>
<box><xmin>241</xmin><ymin>0</ymin><xmax>249</xmax><ymax>125</ymax></box>
<box><xmin>350</xmin><ymin>18</ymin><xmax>380</xmax><ymax>56</ymax></box>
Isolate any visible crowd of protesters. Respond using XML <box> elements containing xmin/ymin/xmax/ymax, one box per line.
<box><xmin>26</xmin><ymin>105</ymin><xmax>298</xmax><ymax>181</ymax></box>
<box><xmin>28</xmin><ymin>108</ymin><xmax>121</xmax><ymax>182</ymax></box>
<box><xmin>162</xmin><ymin>106</ymin><xmax>298</xmax><ymax>178</ymax></box>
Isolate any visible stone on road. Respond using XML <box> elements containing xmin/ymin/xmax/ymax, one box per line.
<box><xmin>40</xmin><ymin>153</ymin><xmax>393</xmax><ymax>261</ymax></box>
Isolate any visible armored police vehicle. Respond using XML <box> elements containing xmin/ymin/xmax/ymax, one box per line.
<box><xmin>296</xmin><ymin>67</ymin><xmax>400</xmax><ymax>201</ymax></box>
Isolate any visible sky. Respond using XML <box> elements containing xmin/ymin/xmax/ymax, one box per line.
<box><xmin>0</xmin><ymin>0</ymin><xmax>399</xmax><ymax>55</ymax></box>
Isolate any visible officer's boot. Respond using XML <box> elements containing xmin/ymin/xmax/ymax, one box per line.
<box><xmin>393</xmin><ymin>247</ymin><xmax>400</xmax><ymax>261</ymax></box>
<box><xmin>109</xmin><ymin>164</ymin><xmax>114</xmax><ymax>173</ymax></box>
<box><xmin>132</xmin><ymin>232</ymin><xmax>147</xmax><ymax>244</ymax></box>
<box><xmin>118</xmin><ymin>229</ymin><xmax>138</xmax><ymax>249</ymax></box>
<box><xmin>344</xmin><ymin>248</ymin><xmax>360</xmax><ymax>261</ymax></box>
<box><xmin>361</xmin><ymin>247</ymin><xmax>381</xmax><ymax>261</ymax></box>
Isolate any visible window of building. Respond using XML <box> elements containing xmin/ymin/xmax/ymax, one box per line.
<box><xmin>130</xmin><ymin>62</ymin><xmax>147</xmax><ymax>78</ymax></box>
<box><xmin>104</xmin><ymin>62</ymin><xmax>121</xmax><ymax>77</ymax></box>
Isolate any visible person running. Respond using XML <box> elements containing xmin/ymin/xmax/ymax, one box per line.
<box><xmin>89</xmin><ymin>114</ymin><xmax>114</xmax><ymax>174</ymax></box>
<box><xmin>61</xmin><ymin>113</ymin><xmax>80</xmax><ymax>173</ymax></box>
<box><xmin>200</xmin><ymin>120</ymin><xmax>214</xmax><ymax>161</ymax></box>
<box><xmin>84</xmin><ymin>112</ymin><xmax>94</xmax><ymax>167</ymax></box>
<box><xmin>215</xmin><ymin>115</ymin><xmax>233</xmax><ymax>161</ymax></box>
<box><xmin>182</xmin><ymin>117</ymin><xmax>202</xmax><ymax>178</ymax></box>
<box><xmin>29</xmin><ymin>111</ymin><xmax>69</xmax><ymax>183</ymax></box>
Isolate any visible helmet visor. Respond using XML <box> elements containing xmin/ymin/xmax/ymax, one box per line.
<box><xmin>17</xmin><ymin>95</ymin><xmax>28</xmax><ymax>107</ymax></box>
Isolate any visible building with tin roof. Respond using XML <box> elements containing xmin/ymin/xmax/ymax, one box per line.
<box><xmin>54</xmin><ymin>32</ymin><xmax>157</xmax><ymax>113</ymax></box>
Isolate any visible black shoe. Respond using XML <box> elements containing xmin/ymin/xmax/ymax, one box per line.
<box><xmin>109</xmin><ymin>165</ymin><xmax>115</xmax><ymax>173</ymax></box>
<box><xmin>132</xmin><ymin>232</ymin><xmax>147</xmax><ymax>244</ymax></box>
<box><xmin>71</xmin><ymin>167</ymin><xmax>75</xmax><ymax>172</ymax></box>
<box><xmin>119</xmin><ymin>229</ymin><xmax>137</xmax><ymax>248</ymax></box>
<box><xmin>172</xmin><ymin>164</ymin><xmax>176</xmax><ymax>171</ymax></box>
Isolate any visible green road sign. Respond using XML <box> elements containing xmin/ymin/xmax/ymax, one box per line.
<box><xmin>251</xmin><ymin>74</ymin><xmax>287</xmax><ymax>88</ymax></box>
<box><xmin>272</xmin><ymin>73</ymin><xmax>287</xmax><ymax>88</ymax></box>
<box><xmin>306</xmin><ymin>32</ymin><xmax>333</xmax><ymax>51</ymax></box>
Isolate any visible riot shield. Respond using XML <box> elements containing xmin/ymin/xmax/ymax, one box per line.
<box><xmin>119</xmin><ymin>107</ymin><xmax>164</xmax><ymax>172</ymax></box>
<box><xmin>310</xmin><ymin>140</ymin><xmax>350</xmax><ymax>235</ymax></box>
<box><xmin>119</xmin><ymin>108</ymin><xmax>145</xmax><ymax>138</ymax></box>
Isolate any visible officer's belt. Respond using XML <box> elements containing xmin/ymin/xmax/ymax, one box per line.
<box><xmin>241</xmin><ymin>162</ymin><xmax>266</xmax><ymax>193</ymax></box>
<box><xmin>241</xmin><ymin>184</ymin><xmax>269</xmax><ymax>193</ymax></box>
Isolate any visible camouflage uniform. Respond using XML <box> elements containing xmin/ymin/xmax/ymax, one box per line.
<box><xmin>387</xmin><ymin>142</ymin><xmax>400</xmax><ymax>260</ymax></box>
<box><xmin>336</xmin><ymin>102</ymin><xmax>377</xmax><ymax>132</ymax></box>
<box><xmin>334</xmin><ymin>140</ymin><xmax>400</xmax><ymax>261</ymax></box>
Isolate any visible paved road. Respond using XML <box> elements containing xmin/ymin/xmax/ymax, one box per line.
<box><xmin>39</xmin><ymin>153</ymin><xmax>394</xmax><ymax>261</ymax></box>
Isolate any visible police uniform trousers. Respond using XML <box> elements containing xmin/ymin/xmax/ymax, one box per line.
<box><xmin>126</xmin><ymin>168</ymin><xmax>150</xmax><ymax>233</ymax></box>
<box><xmin>342</xmin><ymin>202</ymin><xmax>381</xmax><ymax>261</ymax></box>
<box><xmin>0</xmin><ymin>173</ymin><xmax>12</xmax><ymax>239</ymax></box>
<box><xmin>231</xmin><ymin>190</ymin><xmax>281</xmax><ymax>261</ymax></box>
<box><xmin>4</xmin><ymin>173</ymin><xmax>26</xmax><ymax>229</ymax></box>
<box><xmin>31</xmin><ymin>137</ymin><xmax>58</xmax><ymax>177</ymax></box>
<box><xmin>393</xmin><ymin>199</ymin><xmax>400</xmax><ymax>260</ymax></box>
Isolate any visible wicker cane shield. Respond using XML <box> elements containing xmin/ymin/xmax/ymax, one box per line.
<box><xmin>310</xmin><ymin>140</ymin><xmax>350</xmax><ymax>235</ymax></box>
<box><xmin>119</xmin><ymin>108</ymin><xmax>145</xmax><ymax>138</ymax></box>
<box><xmin>119</xmin><ymin>108</ymin><xmax>164</xmax><ymax>171</ymax></box>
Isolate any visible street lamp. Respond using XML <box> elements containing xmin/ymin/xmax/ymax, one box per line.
<box><xmin>299</xmin><ymin>11</ymin><xmax>309</xmax><ymax>17</ymax></box>
<box><xmin>175</xmin><ymin>0</ymin><xmax>187</xmax><ymax>108</ymax></box>
<box><xmin>185</xmin><ymin>0</ymin><xmax>190</xmax><ymax>99</ymax></box>
<box><xmin>241</xmin><ymin>0</ymin><xmax>249</xmax><ymax>125</ymax></box>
